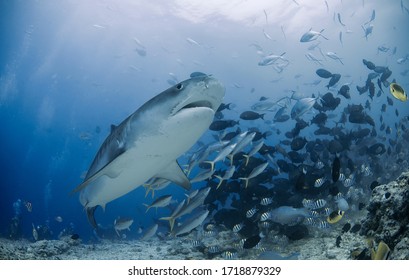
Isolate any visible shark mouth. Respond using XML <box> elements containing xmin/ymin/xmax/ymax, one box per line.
<box><xmin>181</xmin><ymin>100</ymin><xmax>214</xmax><ymax>110</ymax></box>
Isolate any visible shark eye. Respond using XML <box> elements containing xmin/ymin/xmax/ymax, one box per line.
<box><xmin>176</xmin><ymin>83</ymin><xmax>183</xmax><ymax>90</ymax></box>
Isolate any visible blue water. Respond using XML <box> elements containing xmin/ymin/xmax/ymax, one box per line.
<box><xmin>1</xmin><ymin>0</ymin><xmax>408</xmax><ymax>241</ymax></box>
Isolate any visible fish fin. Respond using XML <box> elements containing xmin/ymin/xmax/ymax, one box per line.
<box><xmin>239</xmin><ymin>177</ymin><xmax>249</xmax><ymax>188</ymax></box>
<box><xmin>71</xmin><ymin>162</ymin><xmax>123</xmax><ymax>195</ymax></box>
<box><xmin>71</xmin><ymin>177</ymin><xmax>95</xmax><ymax>195</ymax></box>
<box><xmin>203</xmin><ymin>161</ymin><xmax>215</xmax><ymax>171</ymax></box>
<box><xmin>143</xmin><ymin>203</ymin><xmax>150</xmax><ymax>213</ymax></box>
<box><xmin>214</xmin><ymin>176</ymin><xmax>224</xmax><ymax>189</ymax></box>
<box><xmin>155</xmin><ymin>161</ymin><xmax>191</xmax><ymax>190</ymax></box>
<box><xmin>159</xmin><ymin>216</ymin><xmax>175</xmax><ymax>231</ymax></box>
<box><xmin>242</xmin><ymin>155</ymin><xmax>250</xmax><ymax>166</ymax></box>
<box><xmin>110</xmin><ymin>124</ymin><xmax>117</xmax><ymax>133</ymax></box>
<box><xmin>86</xmin><ymin>206</ymin><xmax>99</xmax><ymax>229</ymax></box>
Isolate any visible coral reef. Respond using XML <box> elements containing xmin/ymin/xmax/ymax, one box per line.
<box><xmin>360</xmin><ymin>171</ymin><xmax>409</xmax><ymax>259</ymax></box>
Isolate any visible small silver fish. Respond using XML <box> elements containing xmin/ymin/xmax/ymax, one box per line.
<box><xmin>239</xmin><ymin>162</ymin><xmax>269</xmax><ymax>188</ymax></box>
<box><xmin>190</xmin><ymin>168</ymin><xmax>215</xmax><ymax>183</ymax></box>
<box><xmin>144</xmin><ymin>195</ymin><xmax>172</xmax><ymax>213</ymax></box>
<box><xmin>114</xmin><ymin>217</ymin><xmax>134</xmax><ymax>236</ymax></box>
<box><xmin>141</xmin><ymin>224</ymin><xmax>158</xmax><ymax>240</ymax></box>
<box><xmin>326</xmin><ymin>52</ymin><xmax>344</xmax><ymax>65</ymax></box>
<box><xmin>300</xmin><ymin>28</ymin><xmax>328</xmax><ymax>42</ymax></box>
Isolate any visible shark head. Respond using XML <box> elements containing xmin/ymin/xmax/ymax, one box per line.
<box><xmin>74</xmin><ymin>74</ymin><xmax>224</xmax><ymax>228</ymax></box>
<box><xmin>131</xmin><ymin>75</ymin><xmax>224</xmax><ymax>127</ymax></box>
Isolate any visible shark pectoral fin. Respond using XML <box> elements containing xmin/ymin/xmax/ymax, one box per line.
<box><xmin>71</xmin><ymin>169</ymin><xmax>105</xmax><ymax>194</ymax></box>
<box><xmin>71</xmin><ymin>166</ymin><xmax>120</xmax><ymax>195</ymax></box>
<box><xmin>105</xmin><ymin>168</ymin><xmax>121</xmax><ymax>179</ymax></box>
<box><xmin>156</xmin><ymin>161</ymin><xmax>191</xmax><ymax>191</ymax></box>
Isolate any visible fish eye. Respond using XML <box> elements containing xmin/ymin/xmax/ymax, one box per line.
<box><xmin>176</xmin><ymin>83</ymin><xmax>183</xmax><ymax>90</ymax></box>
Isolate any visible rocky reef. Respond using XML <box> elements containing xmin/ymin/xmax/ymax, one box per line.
<box><xmin>360</xmin><ymin>171</ymin><xmax>409</xmax><ymax>260</ymax></box>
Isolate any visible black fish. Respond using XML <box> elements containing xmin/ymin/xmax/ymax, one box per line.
<box><xmin>217</xmin><ymin>103</ymin><xmax>234</xmax><ymax>112</ymax></box>
<box><xmin>329</xmin><ymin>185</ymin><xmax>339</xmax><ymax>196</ymax></box>
<box><xmin>368</xmin><ymin>81</ymin><xmax>375</xmax><ymax>100</ymax></box>
<box><xmin>373</xmin><ymin>66</ymin><xmax>387</xmax><ymax>73</ymax></box>
<box><xmin>365</xmin><ymin>114</ymin><xmax>375</xmax><ymax>126</ymax></box>
<box><xmin>377</xmin><ymin>78</ymin><xmax>384</xmax><ymax>93</ymax></box>
<box><xmin>294</xmin><ymin>171</ymin><xmax>308</xmax><ymax>192</ymax></box>
<box><xmin>367</xmin><ymin>143</ymin><xmax>386</xmax><ymax>156</ymax></box>
<box><xmin>332</xmin><ymin>157</ymin><xmax>340</xmax><ymax>183</ymax></box>
<box><xmin>71</xmin><ymin>234</ymin><xmax>80</xmax><ymax>240</ymax></box>
<box><xmin>367</xmin><ymin>72</ymin><xmax>379</xmax><ymax>81</ymax></box>
<box><xmin>353</xmin><ymin>128</ymin><xmax>370</xmax><ymax>138</ymax></box>
<box><xmin>356</xmin><ymin>85</ymin><xmax>368</xmax><ymax>94</ymax></box>
<box><xmin>329</xmin><ymin>140</ymin><xmax>343</xmax><ymax>154</ymax></box>
<box><xmin>336</xmin><ymin>236</ymin><xmax>342</xmax><ymax>247</ymax></box>
<box><xmin>288</xmin><ymin>151</ymin><xmax>306</xmax><ymax>163</ymax></box>
<box><xmin>209</xmin><ymin>120</ymin><xmax>239</xmax><ymax>131</ymax></box>
<box><xmin>311</xmin><ymin>112</ymin><xmax>327</xmax><ymax>126</ymax></box>
<box><xmin>295</xmin><ymin>119</ymin><xmax>309</xmax><ymax>130</ymax></box>
<box><xmin>387</xmin><ymin>96</ymin><xmax>393</xmax><ymax>106</ymax></box>
<box><xmin>243</xmin><ymin>235</ymin><xmax>261</xmax><ymax>249</ymax></box>
<box><xmin>326</xmin><ymin>73</ymin><xmax>341</xmax><ymax>89</ymax></box>
<box><xmin>316</xmin><ymin>68</ymin><xmax>333</xmax><ymax>78</ymax></box>
<box><xmin>342</xmin><ymin>223</ymin><xmax>351</xmax><ymax>233</ymax></box>
<box><xmin>290</xmin><ymin>137</ymin><xmax>307</xmax><ymax>151</ymax></box>
<box><xmin>380</xmin><ymin>68</ymin><xmax>392</xmax><ymax>82</ymax></box>
<box><xmin>274</xmin><ymin>114</ymin><xmax>290</xmax><ymax>122</ymax></box>
<box><xmin>350</xmin><ymin>224</ymin><xmax>361</xmax><ymax>234</ymax></box>
<box><xmin>240</xmin><ymin>111</ymin><xmax>264</xmax><ymax>120</ymax></box>
<box><xmin>362</xmin><ymin>59</ymin><xmax>376</xmax><ymax>70</ymax></box>
<box><xmin>338</xmin><ymin>85</ymin><xmax>350</xmax><ymax>99</ymax></box>
<box><xmin>314</xmin><ymin>126</ymin><xmax>331</xmax><ymax>135</ymax></box>
<box><xmin>277</xmin><ymin>159</ymin><xmax>290</xmax><ymax>173</ymax></box>
<box><xmin>365</xmin><ymin>100</ymin><xmax>371</xmax><ymax>110</ymax></box>
<box><xmin>317</xmin><ymin>92</ymin><xmax>340</xmax><ymax>111</ymax></box>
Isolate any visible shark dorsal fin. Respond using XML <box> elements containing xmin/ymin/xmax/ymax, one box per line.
<box><xmin>110</xmin><ymin>124</ymin><xmax>117</xmax><ymax>133</ymax></box>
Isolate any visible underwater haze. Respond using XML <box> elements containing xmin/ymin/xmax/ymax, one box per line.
<box><xmin>1</xmin><ymin>0</ymin><xmax>408</xmax><ymax>247</ymax></box>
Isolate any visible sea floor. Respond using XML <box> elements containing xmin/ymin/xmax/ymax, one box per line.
<box><xmin>0</xmin><ymin>226</ymin><xmax>367</xmax><ymax>260</ymax></box>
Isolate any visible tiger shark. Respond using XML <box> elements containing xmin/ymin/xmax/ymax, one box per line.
<box><xmin>72</xmin><ymin>74</ymin><xmax>225</xmax><ymax>228</ymax></box>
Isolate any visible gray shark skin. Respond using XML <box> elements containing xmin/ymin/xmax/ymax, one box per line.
<box><xmin>72</xmin><ymin>75</ymin><xmax>225</xmax><ymax>227</ymax></box>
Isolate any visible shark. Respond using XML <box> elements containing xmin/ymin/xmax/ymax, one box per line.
<box><xmin>72</xmin><ymin>74</ymin><xmax>225</xmax><ymax>228</ymax></box>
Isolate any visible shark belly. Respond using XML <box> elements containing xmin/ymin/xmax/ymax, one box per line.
<box><xmin>80</xmin><ymin>106</ymin><xmax>214</xmax><ymax>209</ymax></box>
